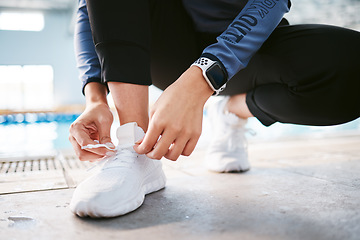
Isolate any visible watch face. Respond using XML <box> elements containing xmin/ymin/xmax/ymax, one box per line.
<box><xmin>206</xmin><ymin>63</ymin><xmax>226</xmax><ymax>90</ymax></box>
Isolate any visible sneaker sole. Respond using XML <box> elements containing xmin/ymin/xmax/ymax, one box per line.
<box><xmin>206</xmin><ymin>156</ymin><xmax>250</xmax><ymax>173</ymax></box>
<box><xmin>209</xmin><ymin>162</ymin><xmax>250</xmax><ymax>173</ymax></box>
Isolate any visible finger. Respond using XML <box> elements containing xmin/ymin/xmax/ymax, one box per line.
<box><xmin>69</xmin><ymin>122</ymin><xmax>109</xmax><ymax>156</ymax></box>
<box><xmin>146</xmin><ymin>130</ymin><xmax>176</xmax><ymax>160</ymax></box>
<box><xmin>97</xmin><ymin>122</ymin><xmax>114</xmax><ymax>148</ymax></box>
<box><xmin>181</xmin><ymin>137</ymin><xmax>198</xmax><ymax>157</ymax></box>
<box><xmin>69</xmin><ymin>136</ymin><xmax>104</xmax><ymax>162</ymax></box>
<box><xmin>134</xmin><ymin>122</ymin><xmax>163</xmax><ymax>155</ymax></box>
<box><xmin>164</xmin><ymin>137</ymin><xmax>188</xmax><ymax>161</ymax></box>
<box><xmin>69</xmin><ymin>122</ymin><xmax>97</xmax><ymax>146</ymax></box>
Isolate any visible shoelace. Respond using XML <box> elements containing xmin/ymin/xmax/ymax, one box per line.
<box><xmin>81</xmin><ymin>142</ymin><xmax>116</xmax><ymax>151</ymax></box>
<box><xmin>86</xmin><ymin>143</ymin><xmax>136</xmax><ymax>171</ymax></box>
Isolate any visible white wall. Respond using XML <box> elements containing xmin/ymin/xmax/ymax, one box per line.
<box><xmin>0</xmin><ymin>9</ymin><xmax>85</xmax><ymax>107</ymax></box>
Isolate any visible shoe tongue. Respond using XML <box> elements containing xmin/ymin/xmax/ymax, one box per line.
<box><xmin>116</xmin><ymin>122</ymin><xmax>145</xmax><ymax>147</ymax></box>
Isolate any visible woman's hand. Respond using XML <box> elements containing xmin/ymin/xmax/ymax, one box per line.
<box><xmin>134</xmin><ymin>66</ymin><xmax>213</xmax><ymax>161</ymax></box>
<box><xmin>69</xmin><ymin>83</ymin><xmax>114</xmax><ymax>161</ymax></box>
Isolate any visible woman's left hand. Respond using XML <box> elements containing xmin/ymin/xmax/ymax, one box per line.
<box><xmin>134</xmin><ymin>66</ymin><xmax>214</xmax><ymax>161</ymax></box>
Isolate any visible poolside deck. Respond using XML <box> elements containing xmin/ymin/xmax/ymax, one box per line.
<box><xmin>1</xmin><ymin>133</ymin><xmax>360</xmax><ymax>240</ymax></box>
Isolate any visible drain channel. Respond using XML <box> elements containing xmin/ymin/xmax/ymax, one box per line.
<box><xmin>0</xmin><ymin>153</ymin><xmax>91</xmax><ymax>194</ymax></box>
<box><xmin>0</xmin><ymin>156</ymin><xmax>60</xmax><ymax>174</ymax></box>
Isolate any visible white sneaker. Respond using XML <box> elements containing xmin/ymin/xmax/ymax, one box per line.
<box><xmin>205</xmin><ymin>97</ymin><xmax>251</xmax><ymax>173</ymax></box>
<box><xmin>70</xmin><ymin>122</ymin><xmax>166</xmax><ymax>218</ymax></box>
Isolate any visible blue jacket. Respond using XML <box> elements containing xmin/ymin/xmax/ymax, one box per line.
<box><xmin>75</xmin><ymin>0</ymin><xmax>291</xmax><ymax>93</ymax></box>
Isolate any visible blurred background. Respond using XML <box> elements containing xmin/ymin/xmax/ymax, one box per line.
<box><xmin>0</xmin><ymin>0</ymin><xmax>359</xmax><ymax>157</ymax></box>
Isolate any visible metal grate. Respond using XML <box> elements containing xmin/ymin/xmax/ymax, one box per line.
<box><xmin>60</xmin><ymin>154</ymin><xmax>91</xmax><ymax>171</ymax></box>
<box><xmin>0</xmin><ymin>152</ymin><xmax>92</xmax><ymax>194</ymax></box>
<box><xmin>0</xmin><ymin>156</ymin><xmax>60</xmax><ymax>174</ymax></box>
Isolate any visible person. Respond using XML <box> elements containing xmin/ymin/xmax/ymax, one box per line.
<box><xmin>68</xmin><ymin>0</ymin><xmax>360</xmax><ymax>218</ymax></box>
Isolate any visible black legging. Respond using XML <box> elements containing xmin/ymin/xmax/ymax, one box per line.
<box><xmin>85</xmin><ymin>0</ymin><xmax>360</xmax><ymax>127</ymax></box>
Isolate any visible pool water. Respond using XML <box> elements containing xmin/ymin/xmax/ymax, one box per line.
<box><xmin>0</xmin><ymin>113</ymin><xmax>79</xmax><ymax>158</ymax></box>
<box><xmin>1</xmin><ymin>112</ymin><xmax>359</xmax><ymax>158</ymax></box>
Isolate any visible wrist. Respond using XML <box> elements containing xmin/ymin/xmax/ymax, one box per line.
<box><xmin>179</xmin><ymin>66</ymin><xmax>214</xmax><ymax>104</ymax></box>
<box><xmin>84</xmin><ymin>82</ymin><xmax>109</xmax><ymax>106</ymax></box>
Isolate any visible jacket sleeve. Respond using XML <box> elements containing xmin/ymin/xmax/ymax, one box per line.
<box><xmin>74</xmin><ymin>0</ymin><xmax>105</xmax><ymax>95</ymax></box>
<box><xmin>202</xmin><ymin>0</ymin><xmax>291</xmax><ymax>80</ymax></box>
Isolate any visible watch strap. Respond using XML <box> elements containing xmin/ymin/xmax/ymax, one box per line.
<box><xmin>191</xmin><ymin>57</ymin><xmax>226</xmax><ymax>96</ymax></box>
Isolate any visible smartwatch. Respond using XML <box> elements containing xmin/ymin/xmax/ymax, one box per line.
<box><xmin>191</xmin><ymin>57</ymin><xmax>228</xmax><ymax>95</ymax></box>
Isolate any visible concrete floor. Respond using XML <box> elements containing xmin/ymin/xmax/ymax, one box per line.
<box><xmin>1</xmin><ymin>134</ymin><xmax>360</xmax><ymax>240</ymax></box>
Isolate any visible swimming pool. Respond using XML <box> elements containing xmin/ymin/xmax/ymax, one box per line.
<box><xmin>1</xmin><ymin>111</ymin><xmax>359</xmax><ymax>158</ymax></box>
<box><xmin>0</xmin><ymin>113</ymin><xmax>79</xmax><ymax>158</ymax></box>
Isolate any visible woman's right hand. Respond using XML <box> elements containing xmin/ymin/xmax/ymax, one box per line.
<box><xmin>69</xmin><ymin>83</ymin><xmax>114</xmax><ymax>161</ymax></box>
<box><xmin>69</xmin><ymin>102</ymin><xmax>114</xmax><ymax>161</ymax></box>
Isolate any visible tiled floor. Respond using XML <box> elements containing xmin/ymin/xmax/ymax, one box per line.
<box><xmin>1</xmin><ymin>133</ymin><xmax>359</xmax><ymax>240</ymax></box>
